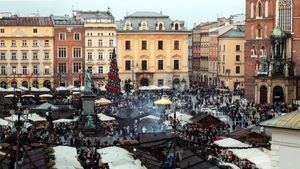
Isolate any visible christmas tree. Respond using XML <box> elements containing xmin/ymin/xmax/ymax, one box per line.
<box><xmin>105</xmin><ymin>48</ymin><xmax>121</xmax><ymax>100</ymax></box>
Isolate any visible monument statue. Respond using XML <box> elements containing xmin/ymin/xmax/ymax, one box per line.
<box><xmin>84</xmin><ymin>69</ymin><xmax>92</xmax><ymax>94</ymax></box>
<box><xmin>85</xmin><ymin>113</ymin><xmax>95</xmax><ymax>129</ymax></box>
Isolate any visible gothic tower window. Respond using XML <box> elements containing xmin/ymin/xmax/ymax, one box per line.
<box><xmin>251</xmin><ymin>24</ymin><xmax>254</xmax><ymax>39</ymax></box>
<box><xmin>250</xmin><ymin>2</ymin><xmax>254</xmax><ymax>18</ymax></box>
<box><xmin>264</xmin><ymin>24</ymin><xmax>268</xmax><ymax>38</ymax></box>
<box><xmin>265</xmin><ymin>0</ymin><xmax>269</xmax><ymax>17</ymax></box>
<box><xmin>278</xmin><ymin>0</ymin><xmax>292</xmax><ymax>31</ymax></box>
<box><xmin>257</xmin><ymin>0</ymin><xmax>263</xmax><ymax>18</ymax></box>
<box><xmin>257</xmin><ymin>24</ymin><xmax>262</xmax><ymax>38</ymax></box>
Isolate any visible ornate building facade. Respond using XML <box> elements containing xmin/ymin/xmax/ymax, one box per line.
<box><xmin>117</xmin><ymin>12</ymin><xmax>190</xmax><ymax>89</ymax></box>
<box><xmin>73</xmin><ymin>10</ymin><xmax>117</xmax><ymax>88</ymax></box>
<box><xmin>0</xmin><ymin>15</ymin><xmax>54</xmax><ymax>89</ymax></box>
<box><xmin>53</xmin><ymin>16</ymin><xmax>85</xmax><ymax>87</ymax></box>
<box><xmin>245</xmin><ymin>0</ymin><xmax>300</xmax><ymax>104</ymax></box>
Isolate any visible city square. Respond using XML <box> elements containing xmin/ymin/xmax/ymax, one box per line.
<box><xmin>0</xmin><ymin>0</ymin><xmax>299</xmax><ymax>169</ymax></box>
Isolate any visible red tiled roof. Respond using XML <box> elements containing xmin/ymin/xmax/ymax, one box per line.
<box><xmin>0</xmin><ymin>16</ymin><xmax>53</xmax><ymax>26</ymax></box>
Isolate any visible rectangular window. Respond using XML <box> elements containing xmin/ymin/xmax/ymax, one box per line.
<box><xmin>142</xmin><ymin>60</ymin><xmax>147</xmax><ymax>70</ymax></box>
<box><xmin>98</xmin><ymin>66</ymin><xmax>103</xmax><ymax>74</ymax></box>
<box><xmin>236</xmin><ymin>45</ymin><xmax>240</xmax><ymax>51</ymax></box>
<box><xmin>88</xmin><ymin>52</ymin><xmax>93</xmax><ymax>60</ymax></box>
<box><xmin>88</xmin><ymin>66</ymin><xmax>92</xmax><ymax>74</ymax></box>
<box><xmin>223</xmin><ymin>45</ymin><xmax>225</xmax><ymax>52</ymax></box>
<box><xmin>32</xmin><ymin>40</ymin><xmax>38</xmax><ymax>47</ymax></box>
<box><xmin>33</xmin><ymin>28</ymin><xmax>38</xmax><ymax>33</ymax></box>
<box><xmin>44</xmin><ymin>66</ymin><xmax>50</xmax><ymax>75</ymax></box>
<box><xmin>73</xmin><ymin>62</ymin><xmax>82</xmax><ymax>73</ymax></box>
<box><xmin>88</xmin><ymin>39</ymin><xmax>92</xmax><ymax>47</ymax></box>
<box><xmin>22</xmin><ymin>40</ymin><xmax>27</xmax><ymax>46</ymax></box>
<box><xmin>98</xmin><ymin>52</ymin><xmax>103</xmax><ymax>60</ymax></box>
<box><xmin>0</xmin><ymin>28</ymin><xmax>4</xmax><ymax>33</ymax></box>
<box><xmin>125</xmin><ymin>60</ymin><xmax>131</xmax><ymax>71</ymax></box>
<box><xmin>174</xmin><ymin>40</ymin><xmax>179</xmax><ymax>50</ymax></box>
<box><xmin>73</xmin><ymin>47</ymin><xmax>81</xmax><ymax>58</ymax></box>
<box><xmin>109</xmin><ymin>52</ymin><xmax>113</xmax><ymax>60</ymax></box>
<box><xmin>22</xmin><ymin>53</ymin><xmax>27</xmax><ymax>60</ymax></box>
<box><xmin>58</xmin><ymin>63</ymin><xmax>67</xmax><ymax>74</ymax></box>
<box><xmin>44</xmin><ymin>52</ymin><xmax>49</xmax><ymax>60</ymax></box>
<box><xmin>142</xmin><ymin>40</ymin><xmax>147</xmax><ymax>50</ymax></box>
<box><xmin>22</xmin><ymin>66</ymin><xmax>27</xmax><ymax>75</ymax></box>
<box><xmin>236</xmin><ymin>55</ymin><xmax>240</xmax><ymax>62</ymax></box>
<box><xmin>59</xmin><ymin>33</ymin><xmax>66</xmax><ymax>41</ymax></box>
<box><xmin>158</xmin><ymin>79</ymin><xmax>164</xmax><ymax>86</ymax></box>
<box><xmin>158</xmin><ymin>60</ymin><xmax>164</xmax><ymax>70</ymax></box>
<box><xmin>58</xmin><ymin>47</ymin><xmax>67</xmax><ymax>58</ymax></box>
<box><xmin>11</xmin><ymin>53</ymin><xmax>16</xmax><ymax>60</ymax></box>
<box><xmin>74</xmin><ymin>33</ymin><xmax>80</xmax><ymax>40</ymax></box>
<box><xmin>11</xmin><ymin>66</ymin><xmax>16</xmax><ymax>74</ymax></box>
<box><xmin>11</xmin><ymin>40</ymin><xmax>16</xmax><ymax>46</ymax></box>
<box><xmin>98</xmin><ymin>39</ymin><xmax>103</xmax><ymax>47</ymax></box>
<box><xmin>174</xmin><ymin>60</ymin><xmax>179</xmax><ymax>70</ymax></box>
<box><xmin>109</xmin><ymin>39</ymin><xmax>113</xmax><ymax>47</ymax></box>
<box><xmin>125</xmin><ymin>40</ymin><xmax>131</xmax><ymax>50</ymax></box>
<box><xmin>0</xmin><ymin>53</ymin><xmax>5</xmax><ymax>60</ymax></box>
<box><xmin>33</xmin><ymin>65</ymin><xmax>38</xmax><ymax>74</ymax></box>
<box><xmin>44</xmin><ymin>40</ymin><xmax>49</xmax><ymax>46</ymax></box>
<box><xmin>0</xmin><ymin>40</ymin><xmax>5</xmax><ymax>46</ymax></box>
<box><xmin>236</xmin><ymin>66</ymin><xmax>240</xmax><ymax>74</ymax></box>
<box><xmin>33</xmin><ymin>52</ymin><xmax>38</xmax><ymax>60</ymax></box>
<box><xmin>1</xmin><ymin>66</ymin><xmax>6</xmax><ymax>75</ymax></box>
<box><xmin>158</xmin><ymin>40</ymin><xmax>163</xmax><ymax>50</ymax></box>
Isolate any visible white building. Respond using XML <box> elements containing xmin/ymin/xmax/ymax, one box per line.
<box><xmin>261</xmin><ymin>111</ymin><xmax>300</xmax><ymax>169</ymax></box>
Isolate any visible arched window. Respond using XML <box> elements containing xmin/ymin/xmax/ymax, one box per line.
<box><xmin>11</xmin><ymin>81</ymin><xmax>17</xmax><ymax>88</ymax></box>
<box><xmin>0</xmin><ymin>81</ymin><xmax>7</xmax><ymax>88</ymax></box>
<box><xmin>257</xmin><ymin>24</ymin><xmax>262</xmax><ymax>38</ymax></box>
<box><xmin>32</xmin><ymin>80</ymin><xmax>39</xmax><ymax>88</ymax></box>
<box><xmin>250</xmin><ymin>2</ymin><xmax>254</xmax><ymax>18</ymax></box>
<box><xmin>22</xmin><ymin>81</ymin><xmax>28</xmax><ymax>88</ymax></box>
<box><xmin>175</xmin><ymin>23</ymin><xmax>179</xmax><ymax>30</ymax></box>
<box><xmin>264</xmin><ymin>24</ymin><xmax>268</xmax><ymax>38</ymax></box>
<box><xmin>43</xmin><ymin>80</ymin><xmax>51</xmax><ymax>89</ymax></box>
<box><xmin>159</xmin><ymin>23</ymin><xmax>163</xmax><ymax>30</ymax></box>
<box><xmin>251</xmin><ymin>46</ymin><xmax>257</xmax><ymax>57</ymax></box>
<box><xmin>278</xmin><ymin>0</ymin><xmax>292</xmax><ymax>31</ymax></box>
<box><xmin>257</xmin><ymin>1</ymin><xmax>263</xmax><ymax>18</ymax></box>
<box><xmin>265</xmin><ymin>0</ymin><xmax>269</xmax><ymax>17</ymax></box>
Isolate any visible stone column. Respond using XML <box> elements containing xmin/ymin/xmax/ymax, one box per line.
<box><xmin>267</xmin><ymin>85</ymin><xmax>272</xmax><ymax>104</ymax></box>
<box><xmin>150</xmin><ymin>39</ymin><xmax>155</xmax><ymax>72</ymax></box>
<box><xmin>166</xmin><ymin>37</ymin><xmax>171</xmax><ymax>72</ymax></box>
<box><xmin>255</xmin><ymin>84</ymin><xmax>259</xmax><ymax>103</ymax></box>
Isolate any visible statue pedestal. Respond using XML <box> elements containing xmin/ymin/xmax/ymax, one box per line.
<box><xmin>76</xmin><ymin>93</ymin><xmax>102</xmax><ymax>136</ymax></box>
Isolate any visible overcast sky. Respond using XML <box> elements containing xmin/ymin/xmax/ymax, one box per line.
<box><xmin>0</xmin><ymin>0</ymin><xmax>245</xmax><ymax>28</ymax></box>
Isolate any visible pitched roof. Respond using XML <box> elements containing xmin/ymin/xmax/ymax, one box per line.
<box><xmin>53</xmin><ymin>16</ymin><xmax>83</xmax><ymax>25</ymax></box>
<box><xmin>260</xmin><ymin>110</ymin><xmax>300</xmax><ymax>130</ymax></box>
<box><xmin>0</xmin><ymin>16</ymin><xmax>53</xmax><ymax>26</ymax></box>
<box><xmin>126</xmin><ymin>11</ymin><xmax>169</xmax><ymax>18</ymax></box>
<box><xmin>73</xmin><ymin>10</ymin><xmax>114</xmax><ymax>20</ymax></box>
<box><xmin>117</xmin><ymin>11</ymin><xmax>187</xmax><ymax>32</ymax></box>
<box><xmin>219</xmin><ymin>26</ymin><xmax>245</xmax><ymax>38</ymax></box>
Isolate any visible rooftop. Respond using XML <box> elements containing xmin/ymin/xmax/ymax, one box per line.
<box><xmin>218</xmin><ymin>26</ymin><xmax>245</xmax><ymax>38</ymax></box>
<box><xmin>53</xmin><ymin>16</ymin><xmax>83</xmax><ymax>25</ymax></box>
<box><xmin>125</xmin><ymin>11</ymin><xmax>169</xmax><ymax>18</ymax></box>
<box><xmin>0</xmin><ymin>16</ymin><xmax>53</xmax><ymax>26</ymax></box>
<box><xmin>73</xmin><ymin>10</ymin><xmax>114</xmax><ymax>20</ymax></box>
<box><xmin>260</xmin><ymin>110</ymin><xmax>300</xmax><ymax>130</ymax></box>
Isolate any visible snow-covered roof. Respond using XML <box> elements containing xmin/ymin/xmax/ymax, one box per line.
<box><xmin>53</xmin><ymin>146</ymin><xmax>83</xmax><ymax>169</ymax></box>
<box><xmin>97</xmin><ymin>113</ymin><xmax>116</xmax><ymax>121</ymax></box>
<box><xmin>97</xmin><ymin>146</ymin><xmax>147</xmax><ymax>169</ymax></box>
<box><xmin>214</xmin><ymin>138</ymin><xmax>270</xmax><ymax>169</ymax></box>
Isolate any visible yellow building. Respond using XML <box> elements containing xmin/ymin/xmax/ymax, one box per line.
<box><xmin>218</xmin><ymin>26</ymin><xmax>245</xmax><ymax>92</ymax></box>
<box><xmin>0</xmin><ymin>15</ymin><xmax>54</xmax><ymax>89</ymax></box>
<box><xmin>117</xmin><ymin>12</ymin><xmax>190</xmax><ymax>89</ymax></box>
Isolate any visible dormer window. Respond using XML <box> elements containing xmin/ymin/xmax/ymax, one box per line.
<box><xmin>156</xmin><ymin>22</ymin><xmax>165</xmax><ymax>31</ymax></box>
<box><xmin>139</xmin><ymin>21</ymin><xmax>149</xmax><ymax>30</ymax></box>
<box><xmin>172</xmin><ymin>21</ymin><xmax>181</xmax><ymax>31</ymax></box>
<box><xmin>124</xmin><ymin>21</ymin><xmax>133</xmax><ymax>30</ymax></box>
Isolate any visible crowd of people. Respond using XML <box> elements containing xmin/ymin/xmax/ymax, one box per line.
<box><xmin>0</xmin><ymin>82</ymin><xmax>298</xmax><ymax>169</ymax></box>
